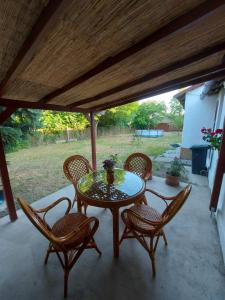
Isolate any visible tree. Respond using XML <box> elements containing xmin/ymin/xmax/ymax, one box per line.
<box><xmin>0</xmin><ymin>108</ymin><xmax>43</xmax><ymax>150</ymax></box>
<box><xmin>131</xmin><ymin>102</ymin><xmax>166</xmax><ymax>129</ymax></box>
<box><xmin>42</xmin><ymin>111</ymin><xmax>88</xmax><ymax>133</ymax></box>
<box><xmin>169</xmin><ymin>98</ymin><xmax>184</xmax><ymax>131</ymax></box>
<box><xmin>98</xmin><ymin>103</ymin><xmax>139</xmax><ymax>128</ymax></box>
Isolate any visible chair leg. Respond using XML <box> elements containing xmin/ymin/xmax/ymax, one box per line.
<box><xmin>44</xmin><ymin>243</ymin><xmax>52</xmax><ymax>265</ymax></box>
<box><xmin>142</xmin><ymin>195</ymin><xmax>148</xmax><ymax>205</ymax></box>
<box><xmin>64</xmin><ymin>269</ymin><xmax>69</xmax><ymax>298</ymax></box>
<box><xmin>91</xmin><ymin>237</ymin><xmax>102</xmax><ymax>255</ymax></box>
<box><xmin>150</xmin><ymin>238</ymin><xmax>156</xmax><ymax>276</ymax></box>
<box><xmin>161</xmin><ymin>230</ymin><xmax>168</xmax><ymax>246</ymax></box>
<box><xmin>64</xmin><ymin>253</ymin><xmax>69</xmax><ymax>298</ymax></box>
<box><xmin>119</xmin><ymin>226</ymin><xmax>129</xmax><ymax>244</ymax></box>
<box><xmin>84</xmin><ymin>203</ymin><xmax>88</xmax><ymax>215</ymax></box>
<box><xmin>72</xmin><ymin>196</ymin><xmax>76</xmax><ymax>208</ymax></box>
<box><xmin>149</xmin><ymin>251</ymin><xmax>156</xmax><ymax>277</ymax></box>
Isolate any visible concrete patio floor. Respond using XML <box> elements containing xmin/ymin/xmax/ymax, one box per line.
<box><xmin>0</xmin><ymin>176</ymin><xmax>225</xmax><ymax>300</ymax></box>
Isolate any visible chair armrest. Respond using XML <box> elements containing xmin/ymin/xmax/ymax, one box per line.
<box><xmin>145</xmin><ymin>188</ymin><xmax>175</xmax><ymax>200</ymax></box>
<box><xmin>35</xmin><ymin>197</ymin><xmax>72</xmax><ymax>217</ymax></box>
<box><xmin>122</xmin><ymin>208</ymin><xmax>163</xmax><ymax>228</ymax></box>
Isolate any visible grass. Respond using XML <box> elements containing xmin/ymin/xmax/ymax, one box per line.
<box><xmin>6</xmin><ymin>132</ymin><xmax>181</xmax><ymax>205</ymax></box>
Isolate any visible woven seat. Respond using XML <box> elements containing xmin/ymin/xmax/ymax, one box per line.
<box><xmin>17</xmin><ymin>197</ymin><xmax>101</xmax><ymax>298</ymax></box>
<box><xmin>63</xmin><ymin>155</ymin><xmax>93</xmax><ymax>214</ymax></box>
<box><xmin>126</xmin><ymin>205</ymin><xmax>162</xmax><ymax>233</ymax></box>
<box><xmin>52</xmin><ymin>213</ymin><xmax>91</xmax><ymax>249</ymax></box>
<box><xmin>120</xmin><ymin>184</ymin><xmax>192</xmax><ymax>276</ymax></box>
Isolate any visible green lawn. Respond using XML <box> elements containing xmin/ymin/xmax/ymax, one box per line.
<box><xmin>6</xmin><ymin>132</ymin><xmax>181</xmax><ymax>205</ymax></box>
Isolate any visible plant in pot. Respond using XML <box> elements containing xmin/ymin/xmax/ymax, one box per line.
<box><xmin>165</xmin><ymin>157</ymin><xmax>186</xmax><ymax>186</ymax></box>
<box><xmin>103</xmin><ymin>154</ymin><xmax>118</xmax><ymax>184</ymax></box>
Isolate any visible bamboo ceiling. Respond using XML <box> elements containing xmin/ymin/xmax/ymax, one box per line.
<box><xmin>0</xmin><ymin>0</ymin><xmax>225</xmax><ymax>113</ymax></box>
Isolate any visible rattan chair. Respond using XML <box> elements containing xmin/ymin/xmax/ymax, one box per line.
<box><xmin>120</xmin><ymin>184</ymin><xmax>192</xmax><ymax>276</ymax></box>
<box><xmin>124</xmin><ymin>152</ymin><xmax>152</xmax><ymax>204</ymax></box>
<box><xmin>17</xmin><ymin>197</ymin><xmax>101</xmax><ymax>298</ymax></box>
<box><xmin>63</xmin><ymin>155</ymin><xmax>93</xmax><ymax>214</ymax></box>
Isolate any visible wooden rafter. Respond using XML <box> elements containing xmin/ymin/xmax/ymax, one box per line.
<box><xmin>39</xmin><ymin>0</ymin><xmax>225</xmax><ymax>104</ymax></box>
<box><xmin>91</xmin><ymin>65</ymin><xmax>225</xmax><ymax>111</ymax></box>
<box><xmin>0</xmin><ymin>107</ymin><xmax>16</xmax><ymax>124</ymax></box>
<box><xmin>0</xmin><ymin>0</ymin><xmax>66</xmax><ymax>95</ymax></box>
<box><xmin>70</xmin><ymin>41</ymin><xmax>225</xmax><ymax>108</ymax></box>
<box><xmin>0</xmin><ymin>98</ymin><xmax>87</xmax><ymax>113</ymax></box>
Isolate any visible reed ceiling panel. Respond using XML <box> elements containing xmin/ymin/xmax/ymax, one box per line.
<box><xmin>79</xmin><ymin>52</ymin><xmax>224</xmax><ymax>109</ymax></box>
<box><xmin>10</xmin><ymin>0</ymin><xmax>204</xmax><ymax>88</ymax></box>
<box><xmin>0</xmin><ymin>0</ymin><xmax>48</xmax><ymax>82</ymax></box>
<box><xmin>48</xmin><ymin>7</ymin><xmax>225</xmax><ymax>106</ymax></box>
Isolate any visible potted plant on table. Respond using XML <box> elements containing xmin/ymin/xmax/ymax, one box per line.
<box><xmin>103</xmin><ymin>154</ymin><xmax>118</xmax><ymax>184</ymax></box>
<box><xmin>165</xmin><ymin>157</ymin><xmax>186</xmax><ymax>186</ymax></box>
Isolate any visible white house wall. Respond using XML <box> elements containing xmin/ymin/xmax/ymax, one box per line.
<box><xmin>208</xmin><ymin>88</ymin><xmax>225</xmax><ymax>191</ymax></box>
<box><xmin>182</xmin><ymin>86</ymin><xmax>218</xmax><ymax>149</ymax></box>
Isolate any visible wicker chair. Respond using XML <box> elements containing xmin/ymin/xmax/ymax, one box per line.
<box><xmin>17</xmin><ymin>197</ymin><xmax>101</xmax><ymax>298</ymax></box>
<box><xmin>63</xmin><ymin>155</ymin><xmax>93</xmax><ymax>214</ymax></box>
<box><xmin>120</xmin><ymin>184</ymin><xmax>192</xmax><ymax>276</ymax></box>
<box><xmin>124</xmin><ymin>152</ymin><xmax>152</xmax><ymax>204</ymax></box>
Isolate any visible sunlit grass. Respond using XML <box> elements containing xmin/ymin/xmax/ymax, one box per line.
<box><xmin>6</xmin><ymin>132</ymin><xmax>181</xmax><ymax>204</ymax></box>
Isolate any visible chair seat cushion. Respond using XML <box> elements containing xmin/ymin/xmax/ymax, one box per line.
<box><xmin>52</xmin><ymin>213</ymin><xmax>90</xmax><ymax>249</ymax></box>
<box><xmin>126</xmin><ymin>204</ymin><xmax>162</xmax><ymax>234</ymax></box>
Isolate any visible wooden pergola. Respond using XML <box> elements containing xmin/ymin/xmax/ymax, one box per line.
<box><xmin>1</xmin><ymin>0</ymin><xmax>225</xmax><ymax>221</ymax></box>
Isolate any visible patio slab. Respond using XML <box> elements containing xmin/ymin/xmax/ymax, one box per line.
<box><xmin>0</xmin><ymin>176</ymin><xmax>225</xmax><ymax>300</ymax></box>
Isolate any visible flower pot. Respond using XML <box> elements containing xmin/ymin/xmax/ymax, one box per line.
<box><xmin>165</xmin><ymin>173</ymin><xmax>180</xmax><ymax>186</ymax></box>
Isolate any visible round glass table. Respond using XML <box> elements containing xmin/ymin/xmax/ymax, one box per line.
<box><xmin>77</xmin><ymin>168</ymin><xmax>145</xmax><ymax>257</ymax></box>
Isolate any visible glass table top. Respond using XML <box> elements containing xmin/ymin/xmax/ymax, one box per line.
<box><xmin>77</xmin><ymin>169</ymin><xmax>145</xmax><ymax>202</ymax></box>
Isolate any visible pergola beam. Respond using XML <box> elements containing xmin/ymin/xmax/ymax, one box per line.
<box><xmin>70</xmin><ymin>41</ymin><xmax>225</xmax><ymax>108</ymax></box>
<box><xmin>40</xmin><ymin>0</ymin><xmax>225</xmax><ymax>104</ymax></box>
<box><xmin>91</xmin><ymin>65</ymin><xmax>225</xmax><ymax>111</ymax></box>
<box><xmin>0</xmin><ymin>98</ymin><xmax>88</xmax><ymax>113</ymax></box>
<box><xmin>0</xmin><ymin>107</ymin><xmax>16</xmax><ymax>124</ymax></box>
<box><xmin>0</xmin><ymin>0</ymin><xmax>66</xmax><ymax>95</ymax></box>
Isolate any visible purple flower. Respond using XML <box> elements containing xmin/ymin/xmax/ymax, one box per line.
<box><xmin>103</xmin><ymin>159</ymin><xmax>115</xmax><ymax>170</ymax></box>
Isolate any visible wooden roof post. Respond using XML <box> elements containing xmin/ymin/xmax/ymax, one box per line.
<box><xmin>90</xmin><ymin>112</ymin><xmax>97</xmax><ymax>171</ymax></box>
<box><xmin>210</xmin><ymin>116</ymin><xmax>225</xmax><ymax>211</ymax></box>
<box><xmin>0</xmin><ymin>133</ymin><xmax>17</xmax><ymax>221</ymax></box>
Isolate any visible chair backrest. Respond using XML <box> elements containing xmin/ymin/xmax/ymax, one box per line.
<box><xmin>124</xmin><ymin>152</ymin><xmax>152</xmax><ymax>180</ymax></box>
<box><xmin>63</xmin><ymin>155</ymin><xmax>92</xmax><ymax>187</ymax></box>
<box><xmin>17</xmin><ymin>198</ymin><xmax>56</xmax><ymax>244</ymax></box>
<box><xmin>162</xmin><ymin>184</ymin><xmax>192</xmax><ymax>225</ymax></box>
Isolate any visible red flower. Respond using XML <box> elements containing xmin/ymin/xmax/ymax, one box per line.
<box><xmin>215</xmin><ymin>129</ymin><xmax>223</xmax><ymax>134</ymax></box>
<box><xmin>200</xmin><ymin>127</ymin><xmax>222</xmax><ymax>150</ymax></box>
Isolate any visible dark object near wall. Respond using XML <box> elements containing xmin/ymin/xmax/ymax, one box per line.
<box><xmin>191</xmin><ymin>145</ymin><xmax>209</xmax><ymax>175</ymax></box>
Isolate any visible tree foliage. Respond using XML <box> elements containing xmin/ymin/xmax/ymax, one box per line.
<box><xmin>0</xmin><ymin>108</ymin><xmax>43</xmax><ymax>150</ymax></box>
<box><xmin>131</xmin><ymin>102</ymin><xmax>166</xmax><ymax>129</ymax></box>
<box><xmin>2</xmin><ymin>108</ymin><xmax>42</xmax><ymax>135</ymax></box>
<box><xmin>169</xmin><ymin>98</ymin><xmax>184</xmax><ymax>130</ymax></box>
<box><xmin>98</xmin><ymin>103</ymin><xmax>139</xmax><ymax>128</ymax></box>
<box><xmin>42</xmin><ymin>111</ymin><xmax>88</xmax><ymax>133</ymax></box>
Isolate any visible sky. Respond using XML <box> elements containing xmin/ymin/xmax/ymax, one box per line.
<box><xmin>139</xmin><ymin>89</ymin><xmax>179</xmax><ymax>110</ymax></box>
